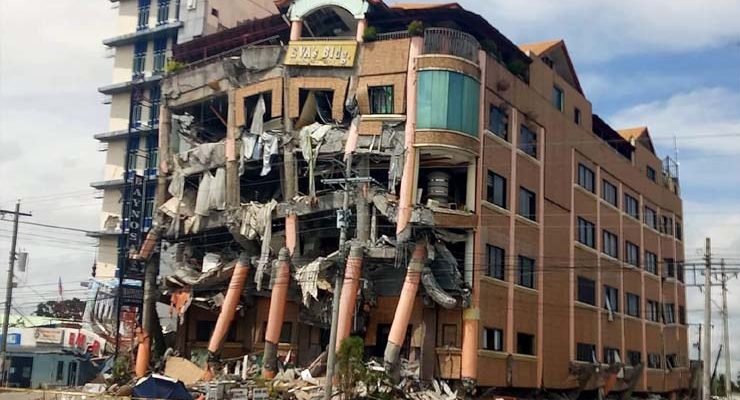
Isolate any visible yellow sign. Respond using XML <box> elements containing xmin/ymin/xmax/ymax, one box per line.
<box><xmin>285</xmin><ymin>40</ymin><xmax>357</xmax><ymax>67</ymax></box>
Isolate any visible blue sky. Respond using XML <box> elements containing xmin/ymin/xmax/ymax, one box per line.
<box><xmin>0</xmin><ymin>0</ymin><xmax>739</xmax><ymax>377</ymax></box>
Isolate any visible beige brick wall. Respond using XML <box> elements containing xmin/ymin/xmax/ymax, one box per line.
<box><xmin>417</xmin><ymin>55</ymin><xmax>481</xmax><ymax>81</ymax></box>
<box><xmin>234</xmin><ymin>78</ymin><xmax>283</xmax><ymax>127</ymax></box>
<box><xmin>359</xmin><ymin>39</ymin><xmax>410</xmax><ymax>76</ymax></box>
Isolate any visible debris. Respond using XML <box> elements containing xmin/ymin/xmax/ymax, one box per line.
<box><xmin>164</xmin><ymin>356</ymin><xmax>208</xmax><ymax>386</ymax></box>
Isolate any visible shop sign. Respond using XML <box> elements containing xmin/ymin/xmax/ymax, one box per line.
<box><xmin>285</xmin><ymin>40</ymin><xmax>357</xmax><ymax>67</ymax></box>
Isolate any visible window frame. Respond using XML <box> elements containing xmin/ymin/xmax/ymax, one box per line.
<box><xmin>516</xmin><ymin>332</ymin><xmax>536</xmax><ymax>355</ymax></box>
<box><xmin>625</xmin><ymin>241</ymin><xmax>640</xmax><ymax>267</ymax></box>
<box><xmin>519</xmin><ymin>124</ymin><xmax>538</xmax><ymax>158</ymax></box>
<box><xmin>648</xmin><ymin>353</ymin><xmax>662</xmax><ymax>369</ymax></box>
<box><xmin>488</xmin><ymin>105</ymin><xmax>508</xmax><ymax>140</ymax></box>
<box><xmin>574</xmin><ymin>107</ymin><xmax>581</xmax><ymax>125</ymax></box>
<box><xmin>577</xmin><ymin>217</ymin><xmax>596</xmax><ymax>248</ymax></box>
<box><xmin>644</xmin><ymin>206</ymin><xmax>657</xmax><ymax>230</ymax></box>
<box><xmin>517</xmin><ymin>256</ymin><xmax>536</xmax><ymax>289</ymax></box>
<box><xmin>486</xmin><ymin>171</ymin><xmax>507</xmax><ymax>209</ymax></box>
<box><xmin>577</xmin><ymin>163</ymin><xmax>595</xmax><ymax>193</ymax></box>
<box><xmin>603</xmin><ymin>347</ymin><xmax>621</xmax><ymax>365</ymax></box>
<box><xmin>603</xmin><ymin>284</ymin><xmax>619</xmax><ymax>313</ymax></box>
<box><xmin>646</xmin><ymin>166</ymin><xmax>657</xmax><ymax>182</ymax></box>
<box><xmin>626</xmin><ymin>292</ymin><xmax>641</xmax><ymax>318</ymax></box>
<box><xmin>368</xmin><ymin>85</ymin><xmax>394</xmax><ymax>114</ymax></box>
<box><xmin>576</xmin><ymin>342</ymin><xmax>596</xmax><ymax>362</ymax></box>
<box><xmin>645</xmin><ymin>251</ymin><xmax>658</xmax><ymax>275</ymax></box>
<box><xmin>483</xmin><ymin>327</ymin><xmax>504</xmax><ymax>351</ymax></box>
<box><xmin>627</xmin><ymin>350</ymin><xmax>642</xmax><ymax>367</ymax></box>
<box><xmin>624</xmin><ymin>193</ymin><xmax>640</xmax><ymax>220</ymax></box>
<box><xmin>602</xmin><ymin>230</ymin><xmax>619</xmax><ymax>259</ymax></box>
<box><xmin>486</xmin><ymin>245</ymin><xmax>506</xmax><ymax>281</ymax></box>
<box><xmin>647</xmin><ymin>300</ymin><xmax>660</xmax><ymax>322</ymax></box>
<box><xmin>552</xmin><ymin>85</ymin><xmax>564</xmax><ymax>111</ymax></box>
<box><xmin>663</xmin><ymin>303</ymin><xmax>676</xmax><ymax>324</ymax></box>
<box><xmin>518</xmin><ymin>187</ymin><xmax>537</xmax><ymax>222</ymax></box>
<box><xmin>577</xmin><ymin>276</ymin><xmax>596</xmax><ymax>306</ymax></box>
<box><xmin>602</xmin><ymin>179</ymin><xmax>618</xmax><ymax>207</ymax></box>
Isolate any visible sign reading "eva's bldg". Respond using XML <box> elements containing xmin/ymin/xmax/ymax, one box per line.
<box><xmin>284</xmin><ymin>40</ymin><xmax>357</xmax><ymax>67</ymax></box>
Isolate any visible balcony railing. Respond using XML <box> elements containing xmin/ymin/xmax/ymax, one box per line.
<box><xmin>422</xmin><ymin>27</ymin><xmax>480</xmax><ymax>63</ymax></box>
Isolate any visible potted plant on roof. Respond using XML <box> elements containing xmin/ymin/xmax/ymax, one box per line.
<box><xmin>407</xmin><ymin>20</ymin><xmax>424</xmax><ymax>37</ymax></box>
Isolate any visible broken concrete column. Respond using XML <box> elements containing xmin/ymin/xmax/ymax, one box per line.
<box><xmin>335</xmin><ymin>244</ymin><xmax>364</xmax><ymax>351</ymax></box>
<box><xmin>225</xmin><ymin>90</ymin><xmax>240</xmax><ymax>207</ymax></box>
<box><xmin>396</xmin><ymin>37</ymin><xmax>424</xmax><ymax>235</ymax></box>
<box><xmin>461</xmin><ymin>307</ymin><xmax>480</xmax><ymax>385</ymax></box>
<box><xmin>206</xmin><ymin>252</ymin><xmax>250</xmax><ymax>376</ymax></box>
<box><xmin>134</xmin><ymin>329</ymin><xmax>151</xmax><ymax>378</ymax></box>
<box><xmin>262</xmin><ymin>247</ymin><xmax>291</xmax><ymax>379</ymax></box>
<box><xmin>384</xmin><ymin>240</ymin><xmax>427</xmax><ymax>372</ymax></box>
<box><xmin>285</xmin><ymin>214</ymin><xmax>298</xmax><ymax>255</ymax></box>
<box><xmin>136</xmin><ymin>229</ymin><xmax>161</xmax><ymax>261</ymax></box>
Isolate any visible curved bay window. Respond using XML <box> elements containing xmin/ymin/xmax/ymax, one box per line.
<box><xmin>303</xmin><ymin>6</ymin><xmax>358</xmax><ymax>38</ymax></box>
<box><xmin>417</xmin><ymin>70</ymin><xmax>480</xmax><ymax>137</ymax></box>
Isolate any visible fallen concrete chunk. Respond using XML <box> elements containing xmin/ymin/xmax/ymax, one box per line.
<box><xmin>164</xmin><ymin>356</ymin><xmax>208</xmax><ymax>386</ymax></box>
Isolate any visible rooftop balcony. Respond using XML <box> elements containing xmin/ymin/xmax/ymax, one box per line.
<box><xmin>421</xmin><ymin>27</ymin><xmax>480</xmax><ymax>64</ymax></box>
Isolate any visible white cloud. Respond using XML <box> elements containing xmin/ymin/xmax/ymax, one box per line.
<box><xmin>394</xmin><ymin>0</ymin><xmax>740</xmax><ymax>63</ymax></box>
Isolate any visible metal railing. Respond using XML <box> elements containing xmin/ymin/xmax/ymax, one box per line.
<box><xmin>422</xmin><ymin>27</ymin><xmax>480</xmax><ymax>63</ymax></box>
<box><xmin>375</xmin><ymin>30</ymin><xmax>411</xmax><ymax>41</ymax></box>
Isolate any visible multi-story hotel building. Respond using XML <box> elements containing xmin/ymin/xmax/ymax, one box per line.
<box><xmin>132</xmin><ymin>0</ymin><xmax>690</xmax><ymax>397</ymax></box>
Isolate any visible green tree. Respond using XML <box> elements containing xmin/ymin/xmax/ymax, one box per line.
<box><xmin>34</xmin><ymin>298</ymin><xmax>86</xmax><ymax>320</ymax></box>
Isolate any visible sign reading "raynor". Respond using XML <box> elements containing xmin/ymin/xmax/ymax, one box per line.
<box><xmin>284</xmin><ymin>40</ymin><xmax>357</xmax><ymax>67</ymax></box>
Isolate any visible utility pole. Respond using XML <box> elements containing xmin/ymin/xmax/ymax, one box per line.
<box><xmin>321</xmin><ymin>155</ymin><xmax>372</xmax><ymax>400</ymax></box>
<box><xmin>0</xmin><ymin>201</ymin><xmax>32</xmax><ymax>386</ymax></box>
<box><xmin>721</xmin><ymin>259</ymin><xmax>732</xmax><ymax>398</ymax></box>
<box><xmin>703</xmin><ymin>237</ymin><xmax>712</xmax><ymax>400</ymax></box>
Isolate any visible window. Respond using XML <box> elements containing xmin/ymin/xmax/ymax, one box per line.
<box><xmin>417</xmin><ymin>70</ymin><xmax>480</xmax><ymax>137</ymax></box>
<box><xmin>675</xmin><ymin>221</ymin><xmax>683</xmax><ymax>240</ymax></box>
<box><xmin>625</xmin><ymin>241</ymin><xmax>640</xmax><ymax>267</ymax></box>
<box><xmin>146</xmin><ymin>135</ymin><xmax>158</xmax><ymax>177</ymax></box>
<box><xmin>483</xmin><ymin>328</ymin><xmax>504</xmax><ymax>351</ymax></box>
<box><xmin>486</xmin><ymin>171</ymin><xmax>507</xmax><ymax>208</ymax></box>
<box><xmin>602</xmin><ymin>180</ymin><xmax>618</xmax><ymax>207</ymax></box>
<box><xmin>624</xmin><ymin>194</ymin><xmax>639</xmax><ymax>219</ymax></box>
<box><xmin>664</xmin><ymin>258</ymin><xmax>675</xmax><ymax>278</ymax></box>
<box><xmin>56</xmin><ymin>361</ymin><xmax>64</xmax><ymax>381</ymax></box>
<box><xmin>368</xmin><ymin>85</ymin><xmax>394</xmax><ymax>114</ymax></box>
<box><xmin>604</xmin><ymin>285</ymin><xmax>619</xmax><ymax>313</ymax></box>
<box><xmin>660</xmin><ymin>215</ymin><xmax>674</xmax><ymax>235</ymax></box>
<box><xmin>644</xmin><ymin>207</ymin><xmax>657</xmax><ymax>230</ymax></box>
<box><xmin>211</xmin><ymin>7</ymin><xmax>219</xmax><ymax>17</ymax></box>
<box><xmin>488</xmin><ymin>105</ymin><xmax>508</xmax><ymax>139</ymax></box>
<box><xmin>486</xmin><ymin>245</ymin><xmax>506</xmax><ymax>280</ymax></box>
<box><xmin>666</xmin><ymin>354</ymin><xmax>678</xmax><ymax>369</ymax></box>
<box><xmin>645</xmin><ymin>251</ymin><xmax>658</xmax><ymax>275</ymax></box>
<box><xmin>627</xmin><ymin>350</ymin><xmax>642</xmax><ymax>366</ymax></box>
<box><xmin>149</xmin><ymin>85</ymin><xmax>161</xmax><ymax>126</ymax></box>
<box><xmin>137</xmin><ymin>0</ymin><xmax>151</xmax><ymax>30</ymax></box>
<box><xmin>133</xmin><ymin>41</ymin><xmax>147</xmax><ymax>78</ymax></box>
<box><xmin>663</xmin><ymin>303</ymin><xmax>675</xmax><ymax>324</ymax></box>
<box><xmin>577</xmin><ymin>276</ymin><xmax>596</xmax><ymax>305</ymax></box>
<box><xmin>518</xmin><ymin>256</ymin><xmax>536</xmax><ymax>289</ymax></box>
<box><xmin>516</xmin><ymin>332</ymin><xmax>535</xmax><ymax>355</ymax></box>
<box><xmin>132</xmin><ymin>101</ymin><xmax>144</xmax><ymax>129</ymax></box>
<box><xmin>519</xmin><ymin>125</ymin><xmax>537</xmax><ymax>158</ymax></box>
<box><xmin>577</xmin><ymin>217</ymin><xmax>595</xmax><ymax>248</ymax></box>
<box><xmin>157</xmin><ymin>0</ymin><xmax>170</xmax><ymax>24</ymax></box>
<box><xmin>441</xmin><ymin>324</ymin><xmax>457</xmax><ymax>347</ymax></box>
<box><xmin>602</xmin><ymin>230</ymin><xmax>619</xmax><ymax>259</ymax></box>
<box><xmin>518</xmin><ymin>187</ymin><xmax>537</xmax><ymax>221</ymax></box>
<box><xmin>647</xmin><ymin>300</ymin><xmax>660</xmax><ymax>322</ymax></box>
<box><xmin>646</xmin><ymin>166</ymin><xmax>656</xmax><ymax>182</ymax></box>
<box><xmin>153</xmin><ymin>38</ymin><xmax>167</xmax><ymax>73</ymax></box>
<box><xmin>198</xmin><ymin>320</ymin><xmax>236</xmax><ymax>342</ymax></box>
<box><xmin>576</xmin><ymin>343</ymin><xmax>596</xmax><ymax>362</ymax></box>
<box><xmin>574</xmin><ymin>107</ymin><xmax>581</xmax><ymax>125</ymax></box>
<box><xmin>677</xmin><ymin>261</ymin><xmax>684</xmax><ymax>282</ymax></box>
<box><xmin>279</xmin><ymin>322</ymin><xmax>293</xmax><ymax>343</ymax></box>
<box><xmin>679</xmin><ymin>305</ymin><xmax>686</xmax><ymax>325</ymax></box>
<box><xmin>604</xmin><ymin>347</ymin><xmax>621</xmax><ymax>364</ymax></box>
<box><xmin>552</xmin><ymin>85</ymin><xmax>564</xmax><ymax>111</ymax></box>
<box><xmin>577</xmin><ymin>163</ymin><xmax>595</xmax><ymax>193</ymax></box>
<box><xmin>648</xmin><ymin>353</ymin><xmax>662</xmax><ymax>369</ymax></box>
<box><xmin>626</xmin><ymin>292</ymin><xmax>640</xmax><ymax>318</ymax></box>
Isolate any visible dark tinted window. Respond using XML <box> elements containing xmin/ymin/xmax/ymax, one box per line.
<box><xmin>518</xmin><ymin>187</ymin><xmax>537</xmax><ymax>221</ymax></box>
<box><xmin>578</xmin><ymin>163</ymin><xmax>595</xmax><ymax>193</ymax></box>
<box><xmin>486</xmin><ymin>171</ymin><xmax>507</xmax><ymax>208</ymax></box>
<box><xmin>516</xmin><ymin>332</ymin><xmax>535</xmax><ymax>355</ymax></box>
<box><xmin>577</xmin><ymin>217</ymin><xmax>595</xmax><ymax>248</ymax></box>
<box><xmin>602</xmin><ymin>180</ymin><xmax>618</xmax><ymax>207</ymax></box>
<box><xmin>624</xmin><ymin>194</ymin><xmax>639</xmax><ymax>219</ymax></box>
<box><xmin>519</xmin><ymin>125</ymin><xmax>537</xmax><ymax>158</ymax></box>
<box><xmin>488</xmin><ymin>105</ymin><xmax>508</xmax><ymax>139</ymax></box>
<box><xmin>602</xmin><ymin>230</ymin><xmax>619</xmax><ymax>259</ymax></box>
<box><xmin>518</xmin><ymin>256</ymin><xmax>536</xmax><ymax>289</ymax></box>
<box><xmin>577</xmin><ymin>276</ymin><xmax>596</xmax><ymax>305</ymax></box>
<box><xmin>486</xmin><ymin>245</ymin><xmax>505</xmax><ymax>280</ymax></box>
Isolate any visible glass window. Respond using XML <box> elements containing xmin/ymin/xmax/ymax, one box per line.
<box><xmin>648</xmin><ymin>353</ymin><xmax>662</xmax><ymax>369</ymax></box>
<box><xmin>157</xmin><ymin>0</ymin><xmax>170</xmax><ymax>24</ymax></box>
<box><xmin>604</xmin><ymin>285</ymin><xmax>619</xmax><ymax>313</ymax></box>
<box><xmin>576</xmin><ymin>343</ymin><xmax>596</xmax><ymax>362</ymax></box>
<box><xmin>417</xmin><ymin>70</ymin><xmax>480</xmax><ymax>136</ymax></box>
<box><xmin>518</xmin><ymin>187</ymin><xmax>537</xmax><ymax>221</ymax></box>
<box><xmin>664</xmin><ymin>258</ymin><xmax>675</xmax><ymax>278</ymax></box>
<box><xmin>574</xmin><ymin>107</ymin><xmax>581</xmax><ymax>125</ymax></box>
<box><xmin>153</xmin><ymin>38</ymin><xmax>167</xmax><ymax>73</ymax></box>
<box><xmin>627</xmin><ymin>350</ymin><xmax>642</xmax><ymax>366</ymax></box>
<box><xmin>486</xmin><ymin>245</ymin><xmax>505</xmax><ymax>280</ymax></box>
<box><xmin>663</xmin><ymin>303</ymin><xmax>675</xmax><ymax>324</ymax></box>
<box><xmin>647</xmin><ymin>300</ymin><xmax>660</xmax><ymax>322</ymax></box>
<box><xmin>486</xmin><ymin>171</ymin><xmax>507</xmax><ymax>208</ymax></box>
<box><xmin>137</xmin><ymin>0</ymin><xmax>151</xmax><ymax>30</ymax></box>
<box><xmin>516</xmin><ymin>332</ymin><xmax>535</xmax><ymax>355</ymax></box>
<box><xmin>660</xmin><ymin>215</ymin><xmax>674</xmax><ymax>235</ymax></box>
<box><xmin>679</xmin><ymin>305</ymin><xmax>686</xmax><ymax>325</ymax></box>
<box><xmin>675</xmin><ymin>220</ymin><xmax>683</xmax><ymax>240</ymax></box>
<box><xmin>626</xmin><ymin>292</ymin><xmax>640</xmax><ymax>318</ymax></box>
<box><xmin>602</xmin><ymin>180</ymin><xmax>618</xmax><ymax>207</ymax></box>
<box><xmin>577</xmin><ymin>163</ymin><xmax>595</xmax><ymax>193</ymax></box>
<box><xmin>56</xmin><ymin>361</ymin><xmax>64</xmax><ymax>381</ymax></box>
<box><xmin>552</xmin><ymin>85</ymin><xmax>564</xmax><ymax>111</ymax></box>
<box><xmin>488</xmin><ymin>105</ymin><xmax>508</xmax><ymax>139</ymax></box>
<box><xmin>604</xmin><ymin>347</ymin><xmax>621</xmax><ymax>364</ymax></box>
<box><xmin>577</xmin><ymin>217</ymin><xmax>595</xmax><ymax>248</ymax></box>
<box><xmin>644</xmin><ymin>206</ymin><xmax>657</xmax><ymax>229</ymax></box>
<box><xmin>647</xmin><ymin>166</ymin><xmax>656</xmax><ymax>182</ymax></box>
<box><xmin>519</xmin><ymin>125</ymin><xmax>537</xmax><ymax>158</ymax></box>
<box><xmin>645</xmin><ymin>251</ymin><xmax>658</xmax><ymax>274</ymax></box>
<box><xmin>369</xmin><ymin>85</ymin><xmax>394</xmax><ymax>114</ymax></box>
<box><xmin>133</xmin><ymin>40</ymin><xmax>147</xmax><ymax>78</ymax></box>
<box><xmin>625</xmin><ymin>241</ymin><xmax>640</xmax><ymax>267</ymax></box>
<box><xmin>666</xmin><ymin>354</ymin><xmax>678</xmax><ymax>369</ymax></box>
<box><xmin>518</xmin><ymin>256</ymin><xmax>535</xmax><ymax>289</ymax></box>
<box><xmin>602</xmin><ymin>230</ymin><xmax>619</xmax><ymax>259</ymax></box>
<box><xmin>577</xmin><ymin>276</ymin><xmax>596</xmax><ymax>305</ymax></box>
<box><xmin>483</xmin><ymin>328</ymin><xmax>504</xmax><ymax>351</ymax></box>
<box><xmin>624</xmin><ymin>194</ymin><xmax>639</xmax><ymax>219</ymax></box>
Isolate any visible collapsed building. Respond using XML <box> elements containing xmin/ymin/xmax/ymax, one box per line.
<box><xmin>130</xmin><ymin>0</ymin><xmax>691</xmax><ymax>398</ymax></box>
